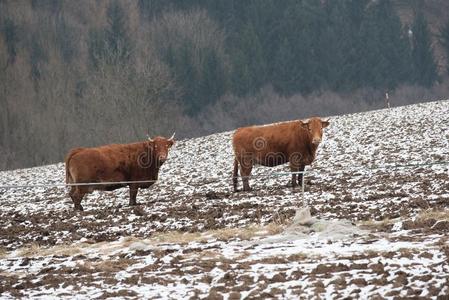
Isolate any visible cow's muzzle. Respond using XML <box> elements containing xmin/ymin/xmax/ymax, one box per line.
<box><xmin>312</xmin><ymin>138</ymin><xmax>321</xmax><ymax>145</ymax></box>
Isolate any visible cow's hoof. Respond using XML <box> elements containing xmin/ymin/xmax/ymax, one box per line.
<box><xmin>129</xmin><ymin>202</ymin><xmax>139</xmax><ymax>206</ymax></box>
<box><xmin>74</xmin><ymin>205</ymin><xmax>84</xmax><ymax>211</ymax></box>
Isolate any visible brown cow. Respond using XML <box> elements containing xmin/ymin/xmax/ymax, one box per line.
<box><xmin>232</xmin><ymin>117</ymin><xmax>329</xmax><ymax>191</ymax></box>
<box><xmin>65</xmin><ymin>134</ymin><xmax>175</xmax><ymax>211</ymax></box>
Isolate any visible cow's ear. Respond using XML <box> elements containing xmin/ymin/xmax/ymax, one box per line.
<box><xmin>169</xmin><ymin>140</ymin><xmax>175</xmax><ymax>147</ymax></box>
<box><xmin>321</xmin><ymin>119</ymin><xmax>330</xmax><ymax>128</ymax></box>
<box><xmin>299</xmin><ymin>120</ymin><xmax>309</xmax><ymax>129</ymax></box>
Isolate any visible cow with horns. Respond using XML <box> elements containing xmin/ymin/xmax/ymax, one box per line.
<box><xmin>65</xmin><ymin>133</ymin><xmax>175</xmax><ymax>211</ymax></box>
<box><xmin>232</xmin><ymin>117</ymin><xmax>329</xmax><ymax>191</ymax></box>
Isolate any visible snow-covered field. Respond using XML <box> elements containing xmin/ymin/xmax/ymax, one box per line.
<box><xmin>1</xmin><ymin>100</ymin><xmax>449</xmax><ymax>299</ymax></box>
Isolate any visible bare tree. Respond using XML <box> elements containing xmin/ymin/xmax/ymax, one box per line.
<box><xmin>81</xmin><ymin>46</ymin><xmax>183</xmax><ymax>145</ymax></box>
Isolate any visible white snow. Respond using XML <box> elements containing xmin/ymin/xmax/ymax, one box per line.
<box><xmin>1</xmin><ymin>99</ymin><xmax>449</xmax><ymax>298</ymax></box>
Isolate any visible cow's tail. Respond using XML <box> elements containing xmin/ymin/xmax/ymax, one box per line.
<box><xmin>65</xmin><ymin>148</ymin><xmax>82</xmax><ymax>184</ymax></box>
<box><xmin>65</xmin><ymin>152</ymin><xmax>74</xmax><ymax>184</ymax></box>
<box><xmin>232</xmin><ymin>158</ymin><xmax>239</xmax><ymax>192</ymax></box>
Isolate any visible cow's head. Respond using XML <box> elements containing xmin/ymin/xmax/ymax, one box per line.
<box><xmin>300</xmin><ymin>117</ymin><xmax>330</xmax><ymax>146</ymax></box>
<box><xmin>148</xmin><ymin>133</ymin><xmax>175</xmax><ymax>166</ymax></box>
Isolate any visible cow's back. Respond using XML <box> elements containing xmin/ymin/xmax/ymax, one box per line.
<box><xmin>233</xmin><ymin>121</ymin><xmax>297</xmax><ymax>165</ymax></box>
<box><xmin>66</xmin><ymin>145</ymin><xmax>130</xmax><ymax>183</ymax></box>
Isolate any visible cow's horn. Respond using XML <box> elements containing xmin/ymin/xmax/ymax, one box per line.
<box><xmin>168</xmin><ymin>132</ymin><xmax>175</xmax><ymax>141</ymax></box>
<box><xmin>147</xmin><ymin>134</ymin><xmax>153</xmax><ymax>142</ymax></box>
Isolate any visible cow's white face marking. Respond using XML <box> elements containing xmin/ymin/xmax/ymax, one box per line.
<box><xmin>300</xmin><ymin>117</ymin><xmax>330</xmax><ymax>146</ymax></box>
<box><xmin>151</xmin><ymin>136</ymin><xmax>175</xmax><ymax>165</ymax></box>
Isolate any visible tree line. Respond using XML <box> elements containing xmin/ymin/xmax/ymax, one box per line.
<box><xmin>1</xmin><ymin>0</ymin><xmax>449</xmax><ymax>170</ymax></box>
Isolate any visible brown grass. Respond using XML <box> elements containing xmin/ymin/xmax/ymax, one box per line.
<box><xmin>358</xmin><ymin>217</ymin><xmax>397</xmax><ymax>229</ymax></box>
<box><xmin>0</xmin><ymin>246</ymin><xmax>8</xmax><ymax>259</ymax></box>
<box><xmin>10</xmin><ymin>223</ymin><xmax>284</xmax><ymax>259</ymax></box>
<box><xmin>44</xmin><ymin>245</ymin><xmax>84</xmax><ymax>257</ymax></box>
<box><xmin>358</xmin><ymin>209</ymin><xmax>449</xmax><ymax>231</ymax></box>
<box><xmin>397</xmin><ymin>248</ymin><xmax>414</xmax><ymax>259</ymax></box>
<box><xmin>15</xmin><ymin>242</ymin><xmax>85</xmax><ymax>258</ymax></box>
<box><xmin>416</xmin><ymin>208</ymin><xmax>449</xmax><ymax>222</ymax></box>
<box><xmin>17</xmin><ymin>243</ymin><xmax>42</xmax><ymax>257</ymax></box>
<box><xmin>152</xmin><ymin>231</ymin><xmax>204</xmax><ymax>244</ymax></box>
<box><xmin>151</xmin><ymin>222</ymin><xmax>284</xmax><ymax>244</ymax></box>
<box><xmin>74</xmin><ymin>257</ymin><xmax>137</xmax><ymax>273</ymax></box>
<box><xmin>111</xmin><ymin>236</ymin><xmax>140</xmax><ymax>248</ymax></box>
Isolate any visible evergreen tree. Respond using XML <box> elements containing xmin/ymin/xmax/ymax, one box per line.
<box><xmin>439</xmin><ymin>19</ymin><xmax>449</xmax><ymax>75</ymax></box>
<box><xmin>411</xmin><ymin>11</ymin><xmax>438</xmax><ymax>87</ymax></box>
<box><xmin>358</xmin><ymin>0</ymin><xmax>411</xmax><ymax>89</ymax></box>
<box><xmin>200</xmin><ymin>47</ymin><xmax>228</xmax><ymax>106</ymax></box>
<box><xmin>336</xmin><ymin>0</ymin><xmax>371</xmax><ymax>90</ymax></box>
<box><xmin>55</xmin><ymin>15</ymin><xmax>76</xmax><ymax>64</ymax></box>
<box><xmin>166</xmin><ymin>41</ymin><xmax>195</xmax><ymax>97</ymax></box>
<box><xmin>1</xmin><ymin>18</ymin><xmax>19</xmax><ymax>64</ymax></box>
<box><xmin>347</xmin><ymin>0</ymin><xmax>369</xmax><ymax>28</ymax></box>
<box><xmin>272</xmin><ymin>38</ymin><xmax>296</xmax><ymax>94</ymax></box>
<box><xmin>30</xmin><ymin>0</ymin><xmax>62</xmax><ymax>15</ymax></box>
<box><xmin>88</xmin><ymin>29</ymin><xmax>107</xmax><ymax>68</ymax></box>
<box><xmin>137</xmin><ymin>0</ymin><xmax>169</xmax><ymax>20</ymax></box>
<box><xmin>319</xmin><ymin>1</ymin><xmax>356</xmax><ymax>91</ymax></box>
<box><xmin>230</xmin><ymin>50</ymin><xmax>252</xmax><ymax>96</ymax></box>
<box><xmin>277</xmin><ymin>0</ymin><xmax>325</xmax><ymax>94</ymax></box>
<box><xmin>246</xmin><ymin>0</ymin><xmax>284</xmax><ymax>77</ymax></box>
<box><xmin>105</xmin><ymin>1</ymin><xmax>132</xmax><ymax>64</ymax></box>
<box><xmin>229</xmin><ymin>21</ymin><xmax>267</xmax><ymax>96</ymax></box>
<box><xmin>88</xmin><ymin>1</ymin><xmax>132</xmax><ymax>67</ymax></box>
<box><xmin>30</xmin><ymin>35</ymin><xmax>47</xmax><ymax>81</ymax></box>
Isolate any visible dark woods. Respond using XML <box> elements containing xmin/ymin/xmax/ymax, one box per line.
<box><xmin>1</xmin><ymin>0</ymin><xmax>449</xmax><ymax>170</ymax></box>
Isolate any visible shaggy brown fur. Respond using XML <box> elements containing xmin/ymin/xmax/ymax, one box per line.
<box><xmin>232</xmin><ymin>117</ymin><xmax>329</xmax><ymax>191</ymax></box>
<box><xmin>65</xmin><ymin>136</ymin><xmax>174</xmax><ymax>210</ymax></box>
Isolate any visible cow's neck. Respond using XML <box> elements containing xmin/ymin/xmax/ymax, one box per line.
<box><xmin>309</xmin><ymin>142</ymin><xmax>318</xmax><ymax>159</ymax></box>
<box><xmin>147</xmin><ymin>143</ymin><xmax>159</xmax><ymax>171</ymax></box>
<box><xmin>139</xmin><ymin>142</ymin><xmax>158</xmax><ymax>176</ymax></box>
<box><xmin>303</xmin><ymin>134</ymin><xmax>318</xmax><ymax>164</ymax></box>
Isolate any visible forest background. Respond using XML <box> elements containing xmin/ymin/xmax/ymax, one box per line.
<box><xmin>1</xmin><ymin>0</ymin><xmax>449</xmax><ymax>170</ymax></box>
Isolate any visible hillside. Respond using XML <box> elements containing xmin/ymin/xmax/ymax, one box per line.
<box><xmin>2</xmin><ymin>0</ymin><xmax>449</xmax><ymax>171</ymax></box>
<box><xmin>1</xmin><ymin>100</ymin><xmax>449</xmax><ymax>298</ymax></box>
<box><xmin>394</xmin><ymin>0</ymin><xmax>449</xmax><ymax>70</ymax></box>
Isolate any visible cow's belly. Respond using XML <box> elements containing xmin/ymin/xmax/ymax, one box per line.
<box><xmin>90</xmin><ymin>171</ymin><xmax>127</xmax><ymax>191</ymax></box>
<box><xmin>256</xmin><ymin>152</ymin><xmax>288</xmax><ymax>167</ymax></box>
<box><xmin>138</xmin><ymin>182</ymin><xmax>155</xmax><ymax>189</ymax></box>
<box><xmin>104</xmin><ymin>184</ymin><xmax>127</xmax><ymax>191</ymax></box>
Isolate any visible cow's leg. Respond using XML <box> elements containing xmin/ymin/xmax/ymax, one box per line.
<box><xmin>129</xmin><ymin>184</ymin><xmax>139</xmax><ymax>206</ymax></box>
<box><xmin>297</xmin><ymin>165</ymin><xmax>305</xmax><ymax>187</ymax></box>
<box><xmin>240</xmin><ymin>164</ymin><xmax>252</xmax><ymax>191</ymax></box>
<box><xmin>290</xmin><ymin>164</ymin><xmax>299</xmax><ymax>188</ymax></box>
<box><xmin>70</xmin><ymin>187</ymin><xmax>85</xmax><ymax>211</ymax></box>
<box><xmin>69</xmin><ymin>186</ymin><xmax>76</xmax><ymax>198</ymax></box>
<box><xmin>233</xmin><ymin>158</ymin><xmax>239</xmax><ymax>192</ymax></box>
